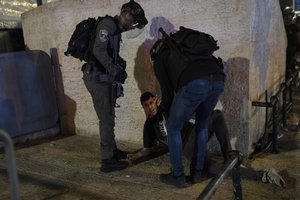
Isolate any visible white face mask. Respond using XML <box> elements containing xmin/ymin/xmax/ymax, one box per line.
<box><xmin>125</xmin><ymin>27</ymin><xmax>144</xmax><ymax>39</ymax></box>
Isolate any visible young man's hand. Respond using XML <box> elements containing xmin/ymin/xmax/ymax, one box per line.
<box><xmin>127</xmin><ymin>148</ymin><xmax>151</xmax><ymax>162</ymax></box>
<box><xmin>155</xmin><ymin>95</ymin><xmax>161</xmax><ymax>106</ymax></box>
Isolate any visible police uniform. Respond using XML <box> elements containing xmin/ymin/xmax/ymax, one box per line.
<box><xmin>82</xmin><ymin>15</ymin><xmax>123</xmax><ymax>160</ymax></box>
<box><xmin>82</xmin><ymin>0</ymin><xmax>148</xmax><ymax>172</ymax></box>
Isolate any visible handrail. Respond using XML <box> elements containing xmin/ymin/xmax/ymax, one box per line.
<box><xmin>198</xmin><ymin>151</ymin><xmax>243</xmax><ymax>200</ymax></box>
<box><xmin>251</xmin><ymin>70</ymin><xmax>298</xmax><ymax>155</ymax></box>
<box><xmin>0</xmin><ymin>129</ymin><xmax>20</xmax><ymax>200</ymax></box>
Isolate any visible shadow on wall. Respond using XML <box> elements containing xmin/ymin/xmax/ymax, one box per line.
<box><xmin>62</xmin><ymin>95</ymin><xmax>76</xmax><ymax>135</ymax></box>
<box><xmin>134</xmin><ymin>16</ymin><xmax>176</xmax><ymax>97</ymax></box>
<box><xmin>222</xmin><ymin>57</ymin><xmax>250</xmax><ymax>154</ymax></box>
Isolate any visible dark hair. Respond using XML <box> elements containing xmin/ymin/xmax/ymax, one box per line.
<box><xmin>140</xmin><ymin>91</ymin><xmax>155</xmax><ymax>105</ymax></box>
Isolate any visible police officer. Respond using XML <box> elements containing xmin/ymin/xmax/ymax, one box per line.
<box><xmin>282</xmin><ymin>6</ymin><xmax>297</xmax><ymax>80</ymax></box>
<box><xmin>82</xmin><ymin>0</ymin><xmax>148</xmax><ymax>173</ymax></box>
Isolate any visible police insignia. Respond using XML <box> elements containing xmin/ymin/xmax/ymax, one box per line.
<box><xmin>99</xmin><ymin>29</ymin><xmax>108</xmax><ymax>42</ymax></box>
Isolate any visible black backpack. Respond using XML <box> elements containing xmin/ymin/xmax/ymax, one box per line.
<box><xmin>150</xmin><ymin>26</ymin><xmax>221</xmax><ymax>90</ymax></box>
<box><xmin>64</xmin><ymin>17</ymin><xmax>103</xmax><ymax>62</ymax></box>
<box><xmin>173</xmin><ymin>26</ymin><xmax>219</xmax><ymax>57</ymax></box>
<box><xmin>151</xmin><ymin>26</ymin><xmax>219</xmax><ymax>62</ymax></box>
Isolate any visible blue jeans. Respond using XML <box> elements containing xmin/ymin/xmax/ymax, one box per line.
<box><xmin>166</xmin><ymin>79</ymin><xmax>224</xmax><ymax>176</ymax></box>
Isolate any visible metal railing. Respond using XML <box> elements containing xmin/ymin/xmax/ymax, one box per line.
<box><xmin>198</xmin><ymin>151</ymin><xmax>243</xmax><ymax>200</ymax></box>
<box><xmin>0</xmin><ymin>129</ymin><xmax>20</xmax><ymax>200</ymax></box>
<box><xmin>251</xmin><ymin>71</ymin><xmax>298</xmax><ymax>154</ymax></box>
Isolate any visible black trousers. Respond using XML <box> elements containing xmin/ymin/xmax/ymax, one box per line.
<box><xmin>207</xmin><ymin>109</ymin><xmax>232</xmax><ymax>160</ymax></box>
<box><xmin>83</xmin><ymin>70</ymin><xmax>117</xmax><ymax>160</ymax></box>
<box><xmin>204</xmin><ymin>158</ymin><xmax>264</xmax><ymax>181</ymax></box>
<box><xmin>185</xmin><ymin>110</ymin><xmax>264</xmax><ymax>180</ymax></box>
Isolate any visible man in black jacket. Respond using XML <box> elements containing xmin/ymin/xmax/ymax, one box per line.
<box><xmin>152</xmin><ymin>27</ymin><xmax>226</xmax><ymax>187</ymax></box>
<box><xmin>82</xmin><ymin>0</ymin><xmax>147</xmax><ymax>173</ymax></box>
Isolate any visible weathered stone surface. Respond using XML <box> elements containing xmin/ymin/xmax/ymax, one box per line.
<box><xmin>21</xmin><ymin>0</ymin><xmax>287</xmax><ymax>155</ymax></box>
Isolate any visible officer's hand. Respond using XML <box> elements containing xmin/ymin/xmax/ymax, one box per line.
<box><xmin>115</xmin><ymin>70</ymin><xmax>128</xmax><ymax>84</ymax></box>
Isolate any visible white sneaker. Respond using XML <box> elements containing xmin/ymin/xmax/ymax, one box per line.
<box><xmin>262</xmin><ymin>168</ymin><xmax>286</xmax><ymax>188</ymax></box>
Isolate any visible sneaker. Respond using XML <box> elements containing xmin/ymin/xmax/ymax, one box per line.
<box><xmin>113</xmin><ymin>148</ymin><xmax>128</xmax><ymax>160</ymax></box>
<box><xmin>100</xmin><ymin>157</ymin><xmax>128</xmax><ymax>173</ymax></box>
<box><xmin>160</xmin><ymin>172</ymin><xmax>187</xmax><ymax>188</ymax></box>
<box><xmin>262</xmin><ymin>168</ymin><xmax>286</xmax><ymax>188</ymax></box>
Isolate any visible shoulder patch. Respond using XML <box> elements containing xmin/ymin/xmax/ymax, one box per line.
<box><xmin>99</xmin><ymin>29</ymin><xmax>108</xmax><ymax>42</ymax></box>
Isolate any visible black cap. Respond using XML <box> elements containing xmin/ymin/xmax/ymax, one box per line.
<box><xmin>121</xmin><ymin>0</ymin><xmax>148</xmax><ymax>29</ymax></box>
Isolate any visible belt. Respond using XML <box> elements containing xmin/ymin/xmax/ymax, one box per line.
<box><xmin>95</xmin><ymin>74</ymin><xmax>114</xmax><ymax>83</ymax></box>
<box><xmin>85</xmin><ymin>60</ymin><xmax>107</xmax><ymax>73</ymax></box>
<box><xmin>84</xmin><ymin>64</ymin><xmax>114</xmax><ymax>83</ymax></box>
<box><xmin>91</xmin><ymin>65</ymin><xmax>107</xmax><ymax>73</ymax></box>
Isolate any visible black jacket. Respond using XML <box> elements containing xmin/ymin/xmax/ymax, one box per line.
<box><xmin>153</xmin><ymin>48</ymin><xmax>225</xmax><ymax>113</ymax></box>
<box><xmin>91</xmin><ymin>15</ymin><xmax>122</xmax><ymax>76</ymax></box>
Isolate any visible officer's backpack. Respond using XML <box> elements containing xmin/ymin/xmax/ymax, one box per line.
<box><xmin>64</xmin><ymin>17</ymin><xmax>103</xmax><ymax>62</ymax></box>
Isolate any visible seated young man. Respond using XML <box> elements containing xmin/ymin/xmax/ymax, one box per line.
<box><xmin>128</xmin><ymin>91</ymin><xmax>286</xmax><ymax>188</ymax></box>
<box><xmin>127</xmin><ymin>91</ymin><xmax>193</xmax><ymax>162</ymax></box>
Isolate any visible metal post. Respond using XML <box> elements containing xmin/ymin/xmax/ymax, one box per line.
<box><xmin>288</xmin><ymin>77</ymin><xmax>293</xmax><ymax>107</ymax></box>
<box><xmin>232</xmin><ymin>163</ymin><xmax>242</xmax><ymax>200</ymax></box>
<box><xmin>0</xmin><ymin>129</ymin><xmax>20</xmax><ymax>200</ymax></box>
<box><xmin>281</xmin><ymin>83</ymin><xmax>288</xmax><ymax>131</ymax></box>
<box><xmin>270</xmin><ymin>96</ymin><xmax>279</xmax><ymax>153</ymax></box>
<box><xmin>198</xmin><ymin>151</ymin><xmax>243</xmax><ymax>200</ymax></box>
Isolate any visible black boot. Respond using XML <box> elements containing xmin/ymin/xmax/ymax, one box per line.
<box><xmin>190</xmin><ymin>169</ymin><xmax>208</xmax><ymax>183</ymax></box>
<box><xmin>159</xmin><ymin>172</ymin><xmax>187</xmax><ymax>188</ymax></box>
<box><xmin>113</xmin><ymin>148</ymin><xmax>129</xmax><ymax>160</ymax></box>
<box><xmin>100</xmin><ymin>157</ymin><xmax>128</xmax><ymax>173</ymax></box>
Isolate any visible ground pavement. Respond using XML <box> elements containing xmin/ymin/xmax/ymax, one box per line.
<box><xmin>0</xmin><ymin>89</ymin><xmax>299</xmax><ymax>200</ymax></box>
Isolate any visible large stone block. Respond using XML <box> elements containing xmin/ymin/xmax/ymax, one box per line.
<box><xmin>21</xmin><ymin>0</ymin><xmax>286</xmax><ymax>155</ymax></box>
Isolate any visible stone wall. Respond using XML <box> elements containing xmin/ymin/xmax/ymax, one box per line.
<box><xmin>21</xmin><ymin>0</ymin><xmax>286</xmax><ymax>155</ymax></box>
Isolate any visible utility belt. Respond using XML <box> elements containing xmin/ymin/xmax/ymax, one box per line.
<box><xmin>82</xmin><ymin>63</ymin><xmax>114</xmax><ymax>83</ymax></box>
<box><xmin>82</xmin><ymin>63</ymin><xmax>124</xmax><ymax>98</ymax></box>
<box><xmin>96</xmin><ymin>74</ymin><xmax>114</xmax><ymax>83</ymax></box>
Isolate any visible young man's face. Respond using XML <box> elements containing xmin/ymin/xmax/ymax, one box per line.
<box><xmin>142</xmin><ymin>97</ymin><xmax>158</xmax><ymax>118</ymax></box>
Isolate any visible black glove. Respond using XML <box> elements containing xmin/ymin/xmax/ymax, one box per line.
<box><xmin>117</xmin><ymin>57</ymin><xmax>127</xmax><ymax>70</ymax></box>
<box><xmin>115</xmin><ymin>70</ymin><xmax>128</xmax><ymax>84</ymax></box>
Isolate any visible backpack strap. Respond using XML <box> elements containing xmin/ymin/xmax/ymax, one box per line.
<box><xmin>85</xmin><ymin>16</ymin><xmax>104</xmax><ymax>61</ymax></box>
<box><xmin>159</xmin><ymin>27</ymin><xmax>190</xmax><ymax>63</ymax></box>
